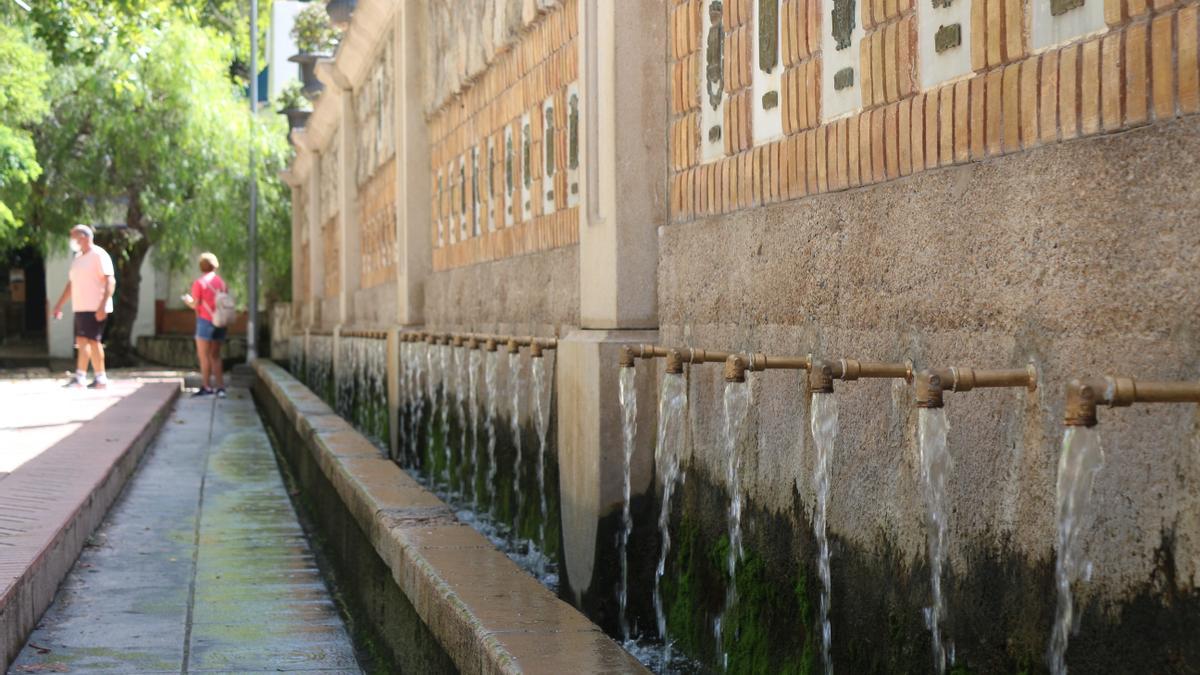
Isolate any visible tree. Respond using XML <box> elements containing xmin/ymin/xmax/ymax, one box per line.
<box><xmin>0</xmin><ymin>22</ymin><xmax>51</xmax><ymax>244</ymax></box>
<box><xmin>28</xmin><ymin>14</ymin><xmax>292</xmax><ymax>361</ymax></box>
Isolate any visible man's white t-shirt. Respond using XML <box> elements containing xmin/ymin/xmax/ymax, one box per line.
<box><xmin>69</xmin><ymin>246</ymin><xmax>115</xmax><ymax>313</ymax></box>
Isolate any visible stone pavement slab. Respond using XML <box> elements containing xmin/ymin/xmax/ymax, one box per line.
<box><xmin>0</xmin><ymin>378</ymin><xmax>179</xmax><ymax>669</ymax></box>
<box><xmin>7</xmin><ymin>382</ymin><xmax>361</xmax><ymax>674</ymax></box>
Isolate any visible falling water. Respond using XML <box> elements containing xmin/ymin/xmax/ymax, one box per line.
<box><xmin>617</xmin><ymin>366</ymin><xmax>638</xmax><ymax>642</ymax></box>
<box><xmin>439</xmin><ymin>345</ymin><xmax>452</xmax><ymax>486</ymax></box>
<box><xmin>810</xmin><ymin>392</ymin><xmax>839</xmax><ymax>675</ymax></box>
<box><xmin>397</xmin><ymin>340</ymin><xmax>411</xmax><ymax>463</ymax></box>
<box><xmin>484</xmin><ymin>351</ymin><xmax>500</xmax><ymax>512</ymax></box>
<box><xmin>509</xmin><ymin>352</ymin><xmax>526</xmax><ymax>534</ymax></box>
<box><xmin>409</xmin><ymin>341</ymin><xmax>427</xmax><ymax>468</ymax></box>
<box><xmin>531</xmin><ymin>355</ymin><xmax>552</xmax><ymax>568</ymax></box>
<box><xmin>468</xmin><ymin>349</ymin><xmax>483</xmax><ymax>507</ymax></box>
<box><xmin>714</xmin><ymin>378</ymin><xmax>752</xmax><ymax>667</ymax></box>
<box><xmin>653</xmin><ymin>372</ymin><xmax>689</xmax><ymax>663</ymax></box>
<box><xmin>424</xmin><ymin>342</ymin><xmax>440</xmax><ymax>473</ymax></box>
<box><xmin>289</xmin><ymin>336</ymin><xmax>304</xmax><ymax>376</ymax></box>
<box><xmin>918</xmin><ymin>407</ymin><xmax>953</xmax><ymax>674</ymax></box>
<box><xmin>1048</xmin><ymin>426</ymin><xmax>1104</xmax><ymax>675</ymax></box>
<box><xmin>455</xmin><ymin>347</ymin><xmax>469</xmax><ymax>494</ymax></box>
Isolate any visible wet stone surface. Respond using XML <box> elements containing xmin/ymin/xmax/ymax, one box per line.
<box><xmin>8</xmin><ymin>382</ymin><xmax>361</xmax><ymax>674</ymax></box>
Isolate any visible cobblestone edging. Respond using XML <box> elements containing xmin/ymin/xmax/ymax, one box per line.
<box><xmin>252</xmin><ymin>359</ymin><xmax>647</xmax><ymax>675</ymax></box>
<box><xmin>0</xmin><ymin>383</ymin><xmax>179</xmax><ymax>670</ymax></box>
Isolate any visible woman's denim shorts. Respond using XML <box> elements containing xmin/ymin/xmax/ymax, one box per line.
<box><xmin>196</xmin><ymin>317</ymin><xmax>227</xmax><ymax>342</ymax></box>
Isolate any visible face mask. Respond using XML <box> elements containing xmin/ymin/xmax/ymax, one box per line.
<box><xmin>69</xmin><ymin>239</ymin><xmax>82</xmax><ymax>253</ymax></box>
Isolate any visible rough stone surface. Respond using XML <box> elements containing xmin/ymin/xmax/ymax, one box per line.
<box><xmin>8</xmin><ymin>381</ymin><xmax>360</xmax><ymax>673</ymax></box>
<box><xmin>657</xmin><ymin>115</ymin><xmax>1200</xmax><ymax>600</ymax></box>
<box><xmin>423</xmin><ymin>245</ymin><xmax>580</xmax><ymax>330</ymax></box>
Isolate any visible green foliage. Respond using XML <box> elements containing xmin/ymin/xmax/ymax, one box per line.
<box><xmin>0</xmin><ymin>22</ymin><xmax>51</xmax><ymax>241</ymax></box>
<box><xmin>291</xmin><ymin>3</ymin><xmax>339</xmax><ymax>54</ymax></box>
<box><xmin>276</xmin><ymin>81</ymin><xmax>309</xmax><ymax>112</ymax></box>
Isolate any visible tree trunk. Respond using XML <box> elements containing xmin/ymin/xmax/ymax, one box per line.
<box><xmin>101</xmin><ymin>234</ymin><xmax>150</xmax><ymax>366</ymax></box>
<box><xmin>98</xmin><ymin>191</ymin><xmax>152</xmax><ymax>366</ymax></box>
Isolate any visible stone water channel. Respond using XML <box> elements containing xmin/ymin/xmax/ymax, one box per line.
<box><xmin>292</xmin><ymin>332</ymin><xmax>1200</xmax><ymax>675</ymax></box>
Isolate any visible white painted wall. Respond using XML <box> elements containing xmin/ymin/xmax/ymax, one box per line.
<box><xmin>44</xmin><ymin>248</ymin><xmax>158</xmax><ymax>358</ymax></box>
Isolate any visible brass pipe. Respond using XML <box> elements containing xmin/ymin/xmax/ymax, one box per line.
<box><xmin>506</xmin><ymin>338</ymin><xmax>521</xmax><ymax>354</ymax></box>
<box><xmin>530</xmin><ymin>341</ymin><xmax>544</xmax><ymax>358</ymax></box>
<box><xmin>665</xmin><ymin>349</ymin><xmax>686</xmax><ymax>375</ymax></box>
<box><xmin>745</xmin><ymin>353</ymin><xmax>812</xmax><ymax>372</ymax></box>
<box><xmin>915</xmin><ymin>365</ymin><xmax>1038</xmax><ymax>409</ymax></box>
<box><xmin>1064</xmin><ymin>376</ymin><xmax>1200</xmax><ymax>427</ymax></box>
<box><xmin>484</xmin><ymin>337</ymin><xmax>499</xmax><ymax>352</ymax></box>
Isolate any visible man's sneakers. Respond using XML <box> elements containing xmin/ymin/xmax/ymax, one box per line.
<box><xmin>65</xmin><ymin>372</ymin><xmax>109</xmax><ymax>389</ymax></box>
<box><xmin>216</xmin><ymin>388</ymin><xmax>227</xmax><ymax>399</ymax></box>
<box><xmin>192</xmin><ymin>387</ymin><xmax>214</xmax><ymax>397</ymax></box>
<box><xmin>62</xmin><ymin>374</ymin><xmax>85</xmax><ymax>388</ymax></box>
<box><xmin>87</xmin><ymin>379</ymin><xmax>108</xmax><ymax>390</ymax></box>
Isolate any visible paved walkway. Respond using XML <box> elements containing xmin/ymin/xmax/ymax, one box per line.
<box><xmin>8</xmin><ymin>380</ymin><xmax>362</xmax><ymax>674</ymax></box>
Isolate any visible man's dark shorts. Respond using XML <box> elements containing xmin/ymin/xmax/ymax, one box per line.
<box><xmin>73</xmin><ymin>311</ymin><xmax>106</xmax><ymax>342</ymax></box>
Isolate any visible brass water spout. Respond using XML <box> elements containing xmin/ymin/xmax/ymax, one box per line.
<box><xmin>531</xmin><ymin>341</ymin><xmax>545</xmax><ymax>358</ymax></box>
<box><xmin>915</xmin><ymin>365</ymin><xmax>1038</xmax><ymax>409</ymax></box>
<box><xmin>620</xmin><ymin>346</ymin><xmax>636</xmax><ymax>368</ymax></box>
<box><xmin>485</xmin><ymin>337</ymin><xmax>498</xmax><ymax>352</ymax></box>
<box><xmin>724</xmin><ymin>354</ymin><xmax>748</xmax><ymax>383</ymax></box>
<box><xmin>1064</xmin><ymin>376</ymin><xmax>1200</xmax><ymax>427</ymax></box>
<box><xmin>665</xmin><ymin>349</ymin><xmax>686</xmax><ymax>375</ymax></box>
<box><xmin>451</xmin><ymin>335</ymin><xmax>464</xmax><ymax>348</ymax></box>
<box><xmin>507</xmin><ymin>338</ymin><xmax>521</xmax><ymax>354</ymax></box>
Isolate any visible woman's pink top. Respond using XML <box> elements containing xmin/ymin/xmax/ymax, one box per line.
<box><xmin>190</xmin><ymin>272</ymin><xmax>226</xmax><ymax>322</ymax></box>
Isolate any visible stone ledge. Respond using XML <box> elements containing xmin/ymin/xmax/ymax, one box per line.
<box><xmin>0</xmin><ymin>383</ymin><xmax>179</xmax><ymax>671</ymax></box>
<box><xmin>252</xmin><ymin>359</ymin><xmax>648</xmax><ymax>675</ymax></box>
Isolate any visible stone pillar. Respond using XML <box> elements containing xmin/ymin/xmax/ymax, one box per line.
<box><xmin>392</xmin><ymin>2</ymin><xmax>431</xmax><ymax>327</ymax></box>
<box><xmin>306</xmin><ymin>149</ymin><xmax>323</xmax><ymax>330</ymax></box>
<box><xmin>556</xmin><ymin>0</ymin><xmax>666</xmax><ymax>614</ymax></box>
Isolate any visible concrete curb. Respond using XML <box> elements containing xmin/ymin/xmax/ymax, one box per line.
<box><xmin>0</xmin><ymin>382</ymin><xmax>179</xmax><ymax>670</ymax></box>
<box><xmin>252</xmin><ymin>359</ymin><xmax>648</xmax><ymax>675</ymax></box>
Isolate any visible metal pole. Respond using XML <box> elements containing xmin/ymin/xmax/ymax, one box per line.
<box><xmin>247</xmin><ymin>0</ymin><xmax>259</xmax><ymax>362</ymax></box>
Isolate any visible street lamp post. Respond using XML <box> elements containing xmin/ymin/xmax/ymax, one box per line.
<box><xmin>247</xmin><ymin>0</ymin><xmax>259</xmax><ymax>362</ymax></box>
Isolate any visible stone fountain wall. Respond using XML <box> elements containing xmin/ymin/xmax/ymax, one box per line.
<box><xmin>283</xmin><ymin>0</ymin><xmax>1200</xmax><ymax>671</ymax></box>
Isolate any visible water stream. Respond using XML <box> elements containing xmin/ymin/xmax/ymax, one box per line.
<box><xmin>653</xmin><ymin>372</ymin><xmax>689</xmax><ymax>664</ymax></box>
<box><xmin>424</xmin><ymin>342</ymin><xmax>440</xmax><ymax>473</ymax></box>
<box><xmin>918</xmin><ymin>407</ymin><xmax>953</xmax><ymax>674</ymax></box>
<box><xmin>809</xmin><ymin>392</ymin><xmax>839</xmax><ymax>675</ymax></box>
<box><xmin>439</xmin><ymin>345</ymin><xmax>452</xmax><ymax>487</ymax></box>
<box><xmin>509</xmin><ymin>352</ymin><xmax>526</xmax><ymax>534</ymax></box>
<box><xmin>455</xmin><ymin>347</ymin><xmax>469</xmax><ymax>496</ymax></box>
<box><xmin>468</xmin><ymin>349</ymin><xmax>483</xmax><ymax>507</ymax></box>
<box><xmin>617</xmin><ymin>366</ymin><xmax>638</xmax><ymax>642</ymax></box>
<box><xmin>531</xmin><ymin>355</ymin><xmax>552</xmax><ymax>572</ymax></box>
<box><xmin>1048</xmin><ymin>426</ymin><xmax>1104</xmax><ymax>675</ymax></box>
<box><xmin>484</xmin><ymin>351</ymin><xmax>500</xmax><ymax>513</ymax></box>
<box><xmin>714</xmin><ymin>378</ymin><xmax>752</xmax><ymax>667</ymax></box>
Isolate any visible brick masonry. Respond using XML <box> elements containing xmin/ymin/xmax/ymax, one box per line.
<box><xmin>670</xmin><ymin>0</ymin><xmax>1200</xmax><ymax>223</ymax></box>
<box><xmin>428</xmin><ymin>0</ymin><xmax>580</xmax><ymax>273</ymax></box>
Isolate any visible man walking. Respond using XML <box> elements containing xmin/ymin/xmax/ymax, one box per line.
<box><xmin>51</xmin><ymin>224</ymin><xmax>116</xmax><ymax>389</ymax></box>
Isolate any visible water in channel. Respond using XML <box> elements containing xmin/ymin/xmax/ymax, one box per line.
<box><xmin>809</xmin><ymin>391</ymin><xmax>838</xmax><ymax>675</ymax></box>
<box><xmin>484</xmin><ymin>350</ymin><xmax>500</xmax><ymax>511</ymax></box>
<box><xmin>714</xmin><ymin>378</ymin><xmax>752</xmax><ymax>668</ymax></box>
<box><xmin>1048</xmin><ymin>426</ymin><xmax>1104</xmax><ymax>675</ymax></box>
<box><xmin>617</xmin><ymin>366</ymin><xmax>638</xmax><ymax>642</ymax></box>
<box><xmin>468</xmin><ymin>349</ymin><xmax>483</xmax><ymax>508</ymax></box>
<box><xmin>439</xmin><ymin>344</ymin><xmax>452</xmax><ymax>487</ymax></box>
<box><xmin>653</xmin><ymin>372</ymin><xmax>689</xmax><ymax>666</ymax></box>
<box><xmin>918</xmin><ymin>407</ymin><xmax>953</xmax><ymax>674</ymax></box>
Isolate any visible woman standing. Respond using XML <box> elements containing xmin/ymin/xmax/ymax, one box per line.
<box><xmin>182</xmin><ymin>252</ymin><xmax>228</xmax><ymax>398</ymax></box>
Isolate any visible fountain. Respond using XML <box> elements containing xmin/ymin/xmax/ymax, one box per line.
<box><xmin>917</xmin><ymin>404</ymin><xmax>951</xmax><ymax>674</ymax></box>
<box><xmin>1048</xmin><ymin>376</ymin><xmax>1200</xmax><ymax>673</ymax></box>
<box><xmin>653</xmin><ymin>350</ymin><xmax>689</xmax><ymax>664</ymax></box>
<box><xmin>530</xmin><ymin>342</ymin><xmax>553</xmax><ymax>570</ymax></box>
<box><xmin>508</xmin><ymin>341</ymin><xmax>526</xmax><ymax>535</ymax></box>
<box><xmin>617</xmin><ymin>349</ymin><xmax>639</xmax><ymax>642</ymax></box>
<box><xmin>714</xmin><ymin>356</ymin><xmax>752</xmax><ymax>669</ymax></box>
<box><xmin>468</xmin><ymin>342</ymin><xmax>483</xmax><ymax>507</ymax></box>
<box><xmin>484</xmin><ymin>339</ymin><xmax>500</xmax><ymax>513</ymax></box>
<box><xmin>808</xmin><ymin>383</ymin><xmax>838</xmax><ymax>675</ymax></box>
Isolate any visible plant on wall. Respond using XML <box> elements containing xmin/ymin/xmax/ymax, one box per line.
<box><xmin>276</xmin><ymin>81</ymin><xmax>309</xmax><ymax>111</ymax></box>
<box><xmin>291</xmin><ymin>3</ymin><xmax>339</xmax><ymax>54</ymax></box>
